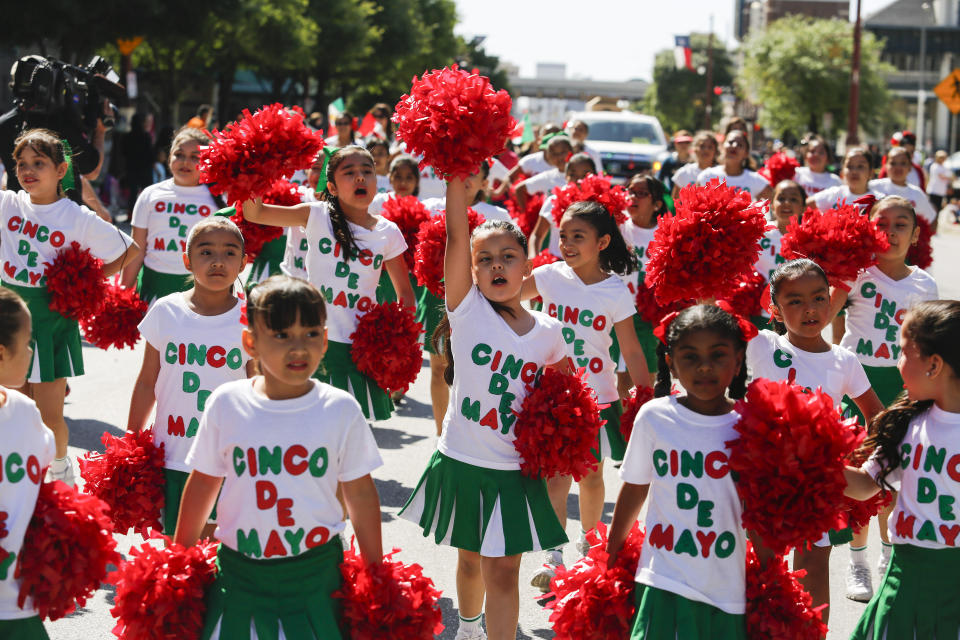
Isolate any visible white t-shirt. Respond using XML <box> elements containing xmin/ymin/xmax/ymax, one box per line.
<box><xmin>672</xmin><ymin>163</ymin><xmax>707</xmax><ymax>191</ymax></box>
<box><xmin>138</xmin><ymin>293</ymin><xmax>251</xmax><ymax>471</ymax></box>
<box><xmin>868</xmin><ymin>179</ymin><xmax>938</xmax><ymax>224</ymax></box>
<box><xmin>376</xmin><ymin>174</ymin><xmax>391</xmax><ymax>194</ymax></box>
<box><xmin>696</xmin><ymin>167</ymin><xmax>769</xmax><ymax>201</ymax></box>
<box><xmin>621</xmin><ymin>396</ymin><xmax>746</xmax><ymax>614</ymax></box>
<box><xmin>538</xmin><ymin>196</ymin><xmax>562</xmax><ymax>258</ymax></box>
<box><xmin>862</xmin><ymin>405</ymin><xmax>960</xmax><ymax>549</ymax></box>
<box><xmin>794</xmin><ymin>167</ymin><xmax>843</xmax><ymax>197</ymax></box>
<box><xmin>534</xmin><ymin>262</ymin><xmax>635</xmax><ymax>402</ymax></box>
<box><xmin>421</xmin><ymin>199</ymin><xmax>509</xmax><ymax>224</ymax></box>
<box><xmin>747</xmin><ymin>330</ymin><xmax>871</xmax><ymax>403</ymax></box>
<box><xmin>810</xmin><ymin>185</ymin><xmax>875</xmax><ymax>213</ymax></box>
<box><xmin>840</xmin><ymin>265</ymin><xmax>939</xmax><ymax>368</ymax></box>
<box><xmin>489</xmin><ymin>157</ymin><xmax>510</xmax><ymax>184</ymax></box>
<box><xmin>618</xmin><ymin>220</ymin><xmax>657</xmax><ymax>296</ymax></box>
<box><xmin>417</xmin><ymin>164</ymin><xmax>447</xmax><ymax>200</ymax></box>
<box><xmin>521</xmin><ymin>169</ymin><xmax>565</xmax><ymax>196</ymax></box>
<box><xmin>438</xmin><ymin>286</ymin><xmax>566</xmax><ymax>470</ymax></box>
<box><xmin>368</xmin><ymin>192</ymin><xmax>390</xmax><ymax>216</ymax></box>
<box><xmin>303</xmin><ymin>201</ymin><xmax>406</xmax><ymax>343</ymax></box>
<box><xmin>0</xmin><ymin>389</ymin><xmax>55</xmax><ymax>619</ymax></box>
<box><xmin>279</xmin><ymin>187</ymin><xmax>314</xmax><ymax>281</ymax></box>
<box><xmin>0</xmin><ymin>190</ymin><xmax>132</xmax><ymax>288</ymax></box>
<box><xmin>927</xmin><ymin>162</ymin><xmax>954</xmax><ymax>197</ymax></box>
<box><xmin>518</xmin><ymin>152</ymin><xmax>552</xmax><ymax>177</ymax></box>
<box><xmin>185</xmin><ymin>379</ymin><xmax>381</xmax><ymax>558</ymax></box>
<box><xmin>754</xmin><ymin>228</ymin><xmax>784</xmax><ymax>282</ymax></box>
<box><xmin>131</xmin><ymin>180</ymin><xmax>219</xmax><ymax>274</ymax></box>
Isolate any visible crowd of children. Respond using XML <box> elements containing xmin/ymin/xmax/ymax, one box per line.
<box><xmin>0</xmin><ymin>108</ymin><xmax>956</xmax><ymax>640</ymax></box>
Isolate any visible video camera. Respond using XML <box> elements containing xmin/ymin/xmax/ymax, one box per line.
<box><xmin>9</xmin><ymin>55</ymin><xmax>127</xmax><ymax>135</ymax></box>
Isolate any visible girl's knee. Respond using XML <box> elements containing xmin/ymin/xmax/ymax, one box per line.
<box><xmin>458</xmin><ymin>550</ymin><xmax>482</xmax><ymax>574</ymax></box>
<box><xmin>579</xmin><ymin>467</ymin><xmax>604</xmax><ymax>490</ymax></box>
<box><xmin>482</xmin><ymin>555</ymin><xmax>521</xmax><ymax>585</ymax></box>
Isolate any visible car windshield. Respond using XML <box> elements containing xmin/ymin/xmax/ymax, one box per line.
<box><xmin>585</xmin><ymin>121</ymin><xmax>664</xmax><ymax>145</ymax></box>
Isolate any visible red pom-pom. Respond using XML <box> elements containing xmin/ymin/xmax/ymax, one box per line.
<box><xmin>108</xmin><ymin>536</ymin><xmax>219</xmax><ymax>639</ymax></box>
<box><xmin>43</xmin><ymin>241</ymin><xmax>107</xmax><ymax>320</ymax></box>
<box><xmin>513</xmin><ymin>368</ymin><xmax>604</xmax><ymax>481</ymax></box>
<box><xmin>81</xmin><ymin>283</ymin><xmax>148</xmax><ymax>350</ymax></box>
<box><xmin>545</xmin><ymin>521</ymin><xmax>645</xmax><ymax>640</ymax></box>
<box><xmin>393</xmin><ymin>65</ymin><xmax>516</xmax><ymax>181</ymax></box>
<box><xmin>232</xmin><ymin>178</ymin><xmax>302</xmax><ymax>260</ymax></box>
<box><xmin>198</xmin><ymin>103</ymin><xmax>325</xmax><ymax>204</ymax></box>
<box><xmin>907</xmin><ymin>215</ymin><xmax>933</xmax><ymax>269</ymax></box>
<box><xmin>412</xmin><ymin>208</ymin><xmax>485</xmax><ymax>298</ymax></box>
<box><xmin>780</xmin><ymin>204</ymin><xmax>890</xmax><ymax>289</ymax></box>
<box><xmin>506</xmin><ymin>191</ymin><xmax>545</xmax><ymax>237</ymax></box>
<box><xmin>633</xmin><ymin>283</ymin><xmax>694</xmax><ymax>326</ymax></box>
<box><xmin>644</xmin><ymin>179</ymin><xmax>768</xmax><ymax>304</ymax></box>
<box><xmin>727</xmin><ymin>378</ymin><xmax>861</xmax><ymax>555</ymax></box>
<box><xmin>619</xmin><ymin>386</ymin><xmax>656</xmax><ymax>442</ymax></box>
<box><xmin>17</xmin><ymin>481</ymin><xmax>121</xmax><ymax>620</ymax></box>
<box><xmin>551</xmin><ymin>175</ymin><xmax>630</xmax><ymax>227</ymax></box>
<box><xmin>530</xmin><ymin>249</ymin><xmax>560</xmax><ymax>305</ymax></box>
<box><xmin>350</xmin><ymin>302</ymin><xmax>423</xmax><ymax>394</ymax></box>
<box><xmin>334</xmin><ymin>542</ymin><xmax>444</xmax><ymax>639</ymax></box>
<box><xmin>746</xmin><ymin>542</ymin><xmax>827</xmax><ymax>640</ymax></box>
<box><xmin>842</xmin><ymin>441</ymin><xmax>893</xmax><ymax>532</ymax></box>
<box><xmin>720</xmin><ymin>269</ymin><xmax>766</xmax><ymax>318</ymax></box>
<box><xmin>759</xmin><ymin>151</ymin><xmax>799</xmax><ymax>187</ymax></box>
<box><xmin>78</xmin><ymin>429</ymin><xmax>165</xmax><ymax>536</ymax></box>
<box><xmin>380</xmin><ymin>195</ymin><xmax>432</xmax><ymax>271</ymax></box>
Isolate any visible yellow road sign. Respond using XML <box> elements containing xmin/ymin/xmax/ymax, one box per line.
<box><xmin>934</xmin><ymin>68</ymin><xmax>960</xmax><ymax>114</ymax></box>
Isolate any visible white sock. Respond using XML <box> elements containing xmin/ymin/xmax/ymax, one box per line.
<box><xmin>850</xmin><ymin>545</ymin><xmax>868</xmax><ymax>566</ymax></box>
<box><xmin>880</xmin><ymin>542</ymin><xmax>893</xmax><ymax>561</ymax></box>
<box><xmin>458</xmin><ymin>613</ymin><xmax>482</xmax><ymax>634</ymax></box>
<box><xmin>578</xmin><ymin>529</ymin><xmax>589</xmax><ymax>543</ymax></box>
<box><xmin>50</xmin><ymin>457</ymin><xmax>69</xmax><ymax>472</ymax></box>
<box><xmin>547</xmin><ymin>548</ymin><xmax>563</xmax><ymax>564</ymax></box>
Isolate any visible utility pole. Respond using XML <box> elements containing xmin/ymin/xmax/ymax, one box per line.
<box><xmin>917</xmin><ymin>24</ymin><xmax>928</xmax><ymax>151</ymax></box>
<box><xmin>846</xmin><ymin>0</ymin><xmax>862</xmax><ymax>145</ymax></box>
<box><xmin>705</xmin><ymin>15</ymin><xmax>715</xmax><ymax>130</ymax></box>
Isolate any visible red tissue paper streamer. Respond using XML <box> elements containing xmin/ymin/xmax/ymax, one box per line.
<box><xmin>412</xmin><ymin>208</ymin><xmax>485</xmax><ymax>298</ymax></box>
<box><xmin>380</xmin><ymin>195</ymin><xmax>432</xmax><ymax>271</ymax></box>
<box><xmin>17</xmin><ymin>481</ymin><xmax>121</xmax><ymax>621</ymax></box>
<box><xmin>513</xmin><ymin>367</ymin><xmax>604</xmax><ymax>481</ymax></box>
<box><xmin>81</xmin><ymin>283</ymin><xmax>148</xmax><ymax>350</ymax></box>
<box><xmin>350</xmin><ymin>302</ymin><xmax>423</xmax><ymax>394</ymax></box>
<box><xmin>719</xmin><ymin>269</ymin><xmax>766</xmax><ymax>319</ymax></box>
<box><xmin>43</xmin><ymin>241</ymin><xmax>107</xmax><ymax>321</ymax></box>
<box><xmin>545</xmin><ymin>521</ymin><xmax>645</xmax><ymax>640</ymax></box>
<box><xmin>78</xmin><ymin>428</ymin><xmax>165</xmax><ymax>536</ymax></box>
<box><xmin>759</xmin><ymin>151</ymin><xmax>799</xmax><ymax>188</ymax></box>
<box><xmin>726</xmin><ymin>378</ymin><xmax>861</xmax><ymax>555</ymax></box>
<box><xmin>393</xmin><ymin>65</ymin><xmax>516</xmax><ymax>181</ymax></box>
<box><xmin>233</xmin><ymin>177</ymin><xmax>302</xmax><ymax>260</ymax></box>
<box><xmin>530</xmin><ymin>249</ymin><xmax>560</xmax><ymax>306</ymax></box>
<box><xmin>551</xmin><ymin>175</ymin><xmax>630</xmax><ymax>227</ymax></box>
<box><xmin>619</xmin><ymin>386</ymin><xmax>656</xmax><ymax>443</ymax></box>
<box><xmin>506</xmin><ymin>191</ymin><xmax>545</xmax><ymax>237</ymax></box>
<box><xmin>108</xmin><ymin>535</ymin><xmax>219</xmax><ymax>640</ymax></box>
<box><xmin>335</xmin><ymin>540</ymin><xmax>444</xmax><ymax>640</ymax></box>
<box><xmin>779</xmin><ymin>203</ymin><xmax>889</xmax><ymax>289</ymax></box>
<box><xmin>633</xmin><ymin>282</ymin><xmax>694</xmax><ymax>326</ymax></box>
<box><xmin>746</xmin><ymin>542</ymin><xmax>828</xmax><ymax>640</ymax></box>
<box><xmin>198</xmin><ymin>103</ymin><xmax>324</xmax><ymax>205</ymax></box>
<box><xmin>644</xmin><ymin>179</ymin><xmax>767</xmax><ymax>305</ymax></box>
<box><xmin>842</xmin><ymin>438</ymin><xmax>893</xmax><ymax>533</ymax></box>
<box><xmin>907</xmin><ymin>215</ymin><xmax>933</xmax><ymax>270</ymax></box>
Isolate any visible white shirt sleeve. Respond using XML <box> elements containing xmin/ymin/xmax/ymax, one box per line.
<box><xmin>184</xmin><ymin>391</ymin><xmax>229</xmax><ymax>477</ymax></box>
<box><xmin>539</xmin><ymin>195</ymin><xmax>555</xmax><ymax>220</ymax></box>
<box><xmin>136</xmin><ymin>299</ymin><xmax>165</xmax><ymax>348</ymax></box>
<box><xmin>380</xmin><ymin>221</ymin><xmax>407</xmax><ymax>261</ymax></box>
<box><xmin>130</xmin><ymin>184</ymin><xmax>154</xmax><ymax>229</ymax></box>
<box><xmin>337</xmin><ymin>407</ymin><xmax>383</xmax><ymax>482</ymax></box>
<box><xmin>620</xmin><ymin>406</ymin><xmax>656</xmax><ymax>484</ymax></box>
<box><xmin>843</xmin><ymin>355</ymin><xmax>872</xmax><ymax>400</ymax></box>
<box><xmin>80</xmin><ymin>208</ymin><xmax>135</xmax><ymax>263</ymax></box>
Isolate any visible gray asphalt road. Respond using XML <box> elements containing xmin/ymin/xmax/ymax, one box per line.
<box><xmin>44</xmin><ymin>221</ymin><xmax>960</xmax><ymax>639</ymax></box>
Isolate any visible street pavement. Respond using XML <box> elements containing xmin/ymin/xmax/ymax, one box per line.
<box><xmin>45</xmin><ymin>219</ymin><xmax>960</xmax><ymax>639</ymax></box>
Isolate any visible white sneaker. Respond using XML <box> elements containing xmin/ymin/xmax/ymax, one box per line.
<box><xmin>529</xmin><ymin>549</ymin><xmax>563</xmax><ymax>593</ymax></box>
<box><xmin>576</xmin><ymin>531</ymin><xmax>591</xmax><ymax>558</ymax></box>
<box><xmin>46</xmin><ymin>457</ymin><xmax>75</xmax><ymax>487</ymax></box>
<box><xmin>454</xmin><ymin>627</ymin><xmax>486</xmax><ymax>640</ymax></box>
<box><xmin>846</xmin><ymin>562</ymin><xmax>873</xmax><ymax>602</ymax></box>
<box><xmin>877</xmin><ymin>550</ymin><xmax>890</xmax><ymax>580</ymax></box>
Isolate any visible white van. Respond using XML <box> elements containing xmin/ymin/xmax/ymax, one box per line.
<box><xmin>568</xmin><ymin>111</ymin><xmax>668</xmax><ymax>184</ymax></box>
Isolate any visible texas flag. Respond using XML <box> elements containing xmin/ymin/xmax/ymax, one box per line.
<box><xmin>674</xmin><ymin>35</ymin><xmax>694</xmax><ymax>71</ymax></box>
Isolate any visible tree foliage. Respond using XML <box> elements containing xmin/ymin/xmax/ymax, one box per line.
<box><xmin>740</xmin><ymin>15</ymin><xmax>894</xmax><ymax>137</ymax></box>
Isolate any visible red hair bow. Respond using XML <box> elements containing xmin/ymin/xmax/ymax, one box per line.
<box><xmin>852</xmin><ymin>193</ymin><xmax>877</xmax><ymax>212</ymax></box>
<box><xmin>653</xmin><ymin>301</ymin><xmax>758</xmax><ymax>346</ymax></box>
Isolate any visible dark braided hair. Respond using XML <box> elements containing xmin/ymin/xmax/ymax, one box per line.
<box><xmin>653</xmin><ymin>304</ymin><xmax>748</xmax><ymax>399</ymax></box>
<box><xmin>319</xmin><ymin>146</ymin><xmax>374</xmax><ymax>261</ymax></box>
<box><xmin>768</xmin><ymin>259</ymin><xmax>829</xmax><ymax>335</ymax></box>
<box><xmin>561</xmin><ymin>200</ymin><xmax>638</xmax><ymax>276</ymax></box>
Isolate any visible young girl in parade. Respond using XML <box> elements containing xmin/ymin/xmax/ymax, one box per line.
<box><xmin>0</xmin><ymin>289</ymin><xmax>56</xmax><ymax>639</ymax></box>
<box><xmin>696</xmin><ymin>130</ymin><xmax>772</xmax><ymax>202</ymax></box>
<box><xmin>521</xmin><ymin>199</ymin><xmax>649</xmax><ymax>590</ymax></box>
<box><xmin>365</xmin><ymin>139</ymin><xmax>392</xmax><ymax>193</ymax></box>
<box><xmin>751</xmin><ymin>179</ymin><xmax>805</xmax><ymax>329</ymax></box>
<box><xmin>747</xmin><ymin>258</ymin><xmax>882</xmax><ymax>621</ymax></box>
<box><xmin>670</xmin><ymin>130</ymin><xmax>719</xmax><ymax>201</ymax></box>
<box><xmin>175</xmin><ymin>275</ymin><xmax>384</xmax><ymax>639</ymax></box>
<box><xmin>809</xmin><ymin>146</ymin><xmax>875</xmax><ymax>212</ymax></box>
<box><xmin>121</xmin><ymin>126</ymin><xmax>222</xmax><ymax>305</ymax></box>
<box><xmin>0</xmin><ymin>129</ymin><xmax>140</xmax><ymax>485</ymax></box>
<box><xmin>844</xmin><ymin>300</ymin><xmax>960</xmax><ymax>639</ymax></box>
<box><xmin>369</xmin><ymin>154</ymin><xmax>420</xmax><ymax>215</ymax></box>
<box><xmin>242</xmin><ymin>147</ymin><xmax>415</xmax><ymax>421</ymax></box>
<box><xmin>127</xmin><ymin>217</ymin><xmax>253</xmax><ymax>536</ymax></box>
<box><xmin>869</xmin><ymin>147</ymin><xmax>939</xmax><ymax>232</ymax></box>
<box><xmin>514</xmin><ymin>135</ymin><xmax>574</xmax><ymax>212</ymax></box>
<box><xmin>793</xmin><ymin>134</ymin><xmax>842</xmax><ymax>197</ymax></box>
<box><xmin>831</xmin><ymin>195</ymin><xmax>939</xmax><ymax>602</ymax></box>
<box><xmin>400</xmin><ymin>177</ymin><xmax>568</xmax><ymax>640</ymax></box>
<box><xmin>279</xmin><ymin>152</ymin><xmax>326</xmax><ymax>282</ymax></box>
<box><xmin>607</xmin><ymin>304</ymin><xmax>752</xmax><ymax>639</ymax></box>
<box><xmin>528</xmin><ymin>152</ymin><xmax>596</xmax><ymax>259</ymax></box>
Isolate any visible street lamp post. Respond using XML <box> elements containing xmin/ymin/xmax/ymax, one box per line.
<box><xmin>846</xmin><ymin>0</ymin><xmax>862</xmax><ymax>146</ymax></box>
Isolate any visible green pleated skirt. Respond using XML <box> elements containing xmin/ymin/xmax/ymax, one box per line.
<box><xmin>245</xmin><ymin>236</ymin><xmax>286</xmax><ymax>290</ymax></box>
<box><xmin>201</xmin><ymin>539</ymin><xmax>344</xmax><ymax>640</ymax></box>
<box><xmin>137</xmin><ymin>265</ymin><xmax>193</xmax><ymax>306</ymax></box>
<box><xmin>629</xmin><ymin>584</ymin><xmax>746</xmax><ymax>639</ymax></box>
<box><xmin>416</xmin><ymin>286</ymin><xmax>445</xmax><ymax>355</ymax></box>
<box><xmin>4</xmin><ymin>282</ymin><xmax>83</xmax><ymax>383</ymax></box>
<box><xmin>313</xmin><ymin>340</ymin><xmax>393</xmax><ymax>421</ymax></box>
<box><xmin>0</xmin><ymin>617</ymin><xmax>49</xmax><ymax>639</ymax></box>
<box><xmin>842</xmin><ymin>365</ymin><xmax>905</xmax><ymax>423</ymax></box>
<box><xmin>612</xmin><ymin>315</ymin><xmax>659</xmax><ymax>375</ymax></box>
<box><xmin>596</xmin><ymin>401</ymin><xmax>626</xmax><ymax>462</ymax></box>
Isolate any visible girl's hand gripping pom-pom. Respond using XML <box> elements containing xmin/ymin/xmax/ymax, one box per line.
<box><xmin>759</xmin><ymin>151</ymin><xmax>799</xmax><ymax>188</ymax></box>
<box><xmin>644</xmin><ymin>179</ymin><xmax>768</xmax><ymax>305</ymax></box>
<box><xmin>44</xmin><ymin>241</ymin><xmax>107</xmax><ymax>320</ymax></box>
<box><xmin>413</xmin><ymin>208</ymin><xmax>485</xmax><ymax>298</ymax></box>
<box><xmin>907</xmin><ymin>215</ymin><xmax>933</xmax><ymax>270</ymax></box>
<box><xmin>746</xmin><ymin>542</ymin><xmax>828</xmax><ymax>640</ymax></box>
<box><xmin>81</xmin><ymin>283</ymin><xmax>148</xmax><ymax>350</ymax></box>
<box><xmin>350</xmin><ymin>302</ymin><xmax>423</xmax><ymax>394</ymax></box>
<box><xmin>198</xmin><ymin>103</ymin><xmax>325</xmax><ymax>205</ymax></box>
<box><xmin>506</xmin><ymin>191</ymin><xmax>545</xmax><ymax>237</ymax></box>
<box><xmin>513</xmin><ymin>367</ymin><xmax>605</xmax><ymax>481</ymax></box>
<box><xmin>334</xmin><ymin>540</ymin><xmax>445</xmax><ymax>639</ymax></box>
<box><xmin>726</xmin><ymin>378</ymin><xmax>862</xmax><ymax>555</ymax></box>
<box><xmin>232</xmin><ymin>178</ymin><xmax>302</xmax><ymax>260</ymax></box>
<box><xmin>17</xmin><ymin>481</ymin><xmax>121</xmax><ymax>621</ymax></box>
<box><xmin>545</xmin><ymin>521</ymin><xmax>645</xmax><ymax>640</ymax></box>
<box><xmin>551</xmin><ymin>175</ymin><xmax>631</xmax><ymax>226</ymax></box>
<box><xmin>619</xmin><ymin>385</ymin><xmax>657</xmax><ymax>443</ymax></box>
<box><xmin>380</xmin><ymin>195</ymin><xmax>432</xmax><ymax>271</ymax></box>
<box><xmin>108</xmin><ymin>535</ymin><xmax>219</xmax><ymax>640</ymax></box>
<box><xmin>78</xmin><ymin>429</ymin><xmax>165</xmax><ymax>536</ymax></box>
<box><xmin>392</xmin><ymin>65</ymin><xmax>516</xmax><ymax>181</ymax></box>
<box><xmin>841</xmin><ymin>435</ymin><xmax>893</xmax><ymax>532</ymax></box>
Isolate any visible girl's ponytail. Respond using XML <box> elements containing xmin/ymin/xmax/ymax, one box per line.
<box><xmin>653</xmin><ymin>343</ymin><xmax>672</xmax><ymax>398</ymax></box>
<box><xmin>322</xmin><ymin>192</ymin><xmax>362</xmax><ymax>260</ymax></box>
<box><xmin>866</xmin><ymin>398</ymin><xmax>934</xmax><ymax>491</ymax></box>
<box><xmin>563</xmin><ymin>201</ymin><xmax>638</xmax><ymax>276</ymax></box>
<box><xmin>432</xmin><ymin>315</ymin><xmax>454</xmax><ymax>385</ymax></box>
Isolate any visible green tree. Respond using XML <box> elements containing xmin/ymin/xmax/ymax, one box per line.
<box><xmin>642</xmin><ymin>33</ymin><xmax>735</xmax><ymax>134</ymax></box>
<box><xmin>739</xmin><ymin>15</ymin><xmax>894</xmax><ymax>138</ymax></box>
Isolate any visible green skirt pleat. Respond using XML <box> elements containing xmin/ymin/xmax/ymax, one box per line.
<box><xmin>416</xmin><ymin>286</ymin><xmax>446</xmax><ymax>355</ymax></box>
<box><xmin>137</xmin><ymin>265</ymin><xmax>193</xmax><ymax>306</ymax></box>
<box><xmin>201</xmin><ymin>539</ymin><xmax>344</xmax><ymax>640</ymax></box>
<box><xmin>842</xmin><ymin>365</ymin><xmax>905</xmax><ymax>423</ymax></box>
<box><xmin>852</xmin><ymin>544</ymin><xmax>960</xmax><ymax>640</ymax></box>
<box><xmin>4</xmin><ymin>283</ymin><xmax>83</xmax><ymax>382</ymax></box>
<box><xmin>629</xmin><ymin>584</ymin><xmax>746</xmax><ymax>640</ymax></box>
<box><xmin>163</xmin><ymin>468</ymin><xmax>217</xmax><ymax>535</ymax></box>
<box><xmin>0</xmin><ymin>617</ymin><xmax>49</xmax><ymax>639</ymax></box>
<box><xmin>633</xmin><ymin>316</ymin><xmax>659</xmax><ymax>374</ymax></box>
<box><xmin>596</xmin><ymin>401</ymin><xmax>626</xmax><ymax>462</ymax></box>
<box><xmin>245</xmin><ymin>236</ymin><xmax>286</xmax><ymax>290</ymax></box>
<box><xmin>399</xmin><ymin>451</ymin><xmax>567</xmax><ymax>556</ymax></box>
<box><xmin>313</xmin><ymin>340</ymin><xmax>393</xmax><ymax>420</ymax></box>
